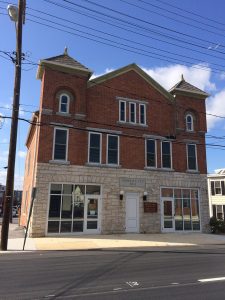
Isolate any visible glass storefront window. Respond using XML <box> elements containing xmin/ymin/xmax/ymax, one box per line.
<box><xmin>175</xmin><ymin>198</ymin><xmax>183</xmax><ymax>230</ymax></box>
<box><xmin>161</xmin><ymin>188</ymin><xmax>173</xmax><ymax>198</ymax></box>
<box><xmin>48</xmin><ymin>183</ymin><xmax>101</xmax><ymax>234</ymax></box>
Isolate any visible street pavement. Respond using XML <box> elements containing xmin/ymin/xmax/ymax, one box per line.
<box><xmin>1</xmin><ymin>219</ymin><xmax>225</xmax><ymax>252</ymax></box>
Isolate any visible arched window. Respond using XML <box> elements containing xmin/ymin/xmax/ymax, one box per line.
<box><xmin>186</xmin><ymin>114</ymin><xmax>194</xmax><ymax>131</ymax></box>
<box><xmin>59</xmin><ymin>94</ymin><xmax>70</xmax><ymax>113</ymax></box>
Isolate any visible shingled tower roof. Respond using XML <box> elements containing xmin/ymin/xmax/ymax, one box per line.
<box><xmin>37</xmin><ymin>47</ymin><xmax>92</xmax><ymax>80</ymax></box>
<box><xmin>169</xmin><ymin>74</ymin><xmax>209</xmax><ymax>98</ymax></box>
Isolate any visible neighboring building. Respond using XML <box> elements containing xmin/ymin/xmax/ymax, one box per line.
<box><xmin>21</xmin><ymin>49</ymin><xmax>210</xmax><ymax>237</ymax></box>
<box><xmin>0</xmin><ymin>184</ymin><xmax>22</xmax><ymax>214</ymax></box>
<box><xmin>208</xmin><ymin>169</ymin><xmax>225</xmax><ymax>219</ymax></box>
<box><xmin>0</xmin><ymin>184</ymin><xmax>6</xmax><ymax>214</ymax></box>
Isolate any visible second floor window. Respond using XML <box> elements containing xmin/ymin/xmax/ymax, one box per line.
<box><xmin>211</xmin><ymin>181</ymin><xmax>225</xmax><ymax>195</ymax></box>
<box><xmin>53</xmin><ymin>128</ymin><xmax>68</xmax><ymax>161</ymax></box>
<box><xmin>187</xmin><ymin>144</ymin><xmax>197</xmax><ymax>170</ymax></box>
<box><xmin>107</xmin><ymin>135</ymin><xmax>119</xmax><ymax>165</ymax></box>
<box><xmin>89</xmin><ymin>133</ymin><xmax>101</xmax><ymax>163</ymax></box>
<box><xmin>59</xmin><ymin>94</ymin><xmax>70</xmax><ymax>113</ymax></box>
<box><xmin>129</xmin><ymin>102</ymin><xmax>136</xmax><ymax>123</ymax></box>
<box><xmin>139</xmin><ymin>104</ymin><xmax>146</xmax><ymax>125</ymax></box>
<box><xmin>119</xmin><ymin>101</ymin><xmax>126</xmax><ymax>122</ymax></box>
<box><xmin>186</xmin><ymin>114</ymin><xmax>194</xmax><ymax>132</ymax></box>
<box><xmin>161</xmin><ymin>141</ymin><xmax>172</xmax><ymax>169</ymax></box>
<box><xmin>146</xmin><ymin>139</ymin><xmax>156</xmax><ymax>167</ymax></box>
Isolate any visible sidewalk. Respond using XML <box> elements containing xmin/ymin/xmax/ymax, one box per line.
<box><xmin>1</xmin><ymin>221</ymin><xmax>225</xmax><ymax>252</ymax></box>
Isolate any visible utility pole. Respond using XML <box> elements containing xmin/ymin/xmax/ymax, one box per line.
<box><xmin>1</xmin><ymin>0</ymin><xmax>25</xmax><ymax>251</ymax></box>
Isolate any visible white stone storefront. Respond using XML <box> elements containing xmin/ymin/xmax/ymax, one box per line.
<box><xmin>29</xmin><ymin>163</ymin><xmax>210</xmax><ymax>237</ymax></box>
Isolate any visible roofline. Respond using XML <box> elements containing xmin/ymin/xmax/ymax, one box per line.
<box><xmin>207</xmin><ymin>174</ymin><xmax>225</xmax><ymax>178</ymax></box>
<box><xmin>87</xmin><ymin>63</ymin><xmax>175</xmax><ymax>102</ymax></box>
<box><xmin>37</xmin><ymin>59</ymin><xmax>93</xmax><ymax>80</ymax></box>
<box><xmin>25</xmin><ymin>111</ymin><xmax>39</xmax><ymax>147</ymax></box>
<box><xmin>170</xmin><ymin>88</ymin><xmax>210</xmax><ymax>99</ymax></box>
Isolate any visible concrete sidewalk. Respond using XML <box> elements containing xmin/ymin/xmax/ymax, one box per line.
<box><xmin>1</xmin><ymin>222</ymin><xmax>225</xmax><ymax>252</ymax></box>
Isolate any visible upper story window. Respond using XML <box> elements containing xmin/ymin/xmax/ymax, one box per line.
<box><xmin>186</xmin><ymin>114</ymin><xmax>194</xmax><ymax>132</ymax></box>
<box><xmin>186</xmin><ymin>144</ymin><xmax>197</xmax><ymax>171</ymax></box>
<box><xmin>161</xmin><ymin>141</ymin><xmax>172</xmax><ymax>169</ymax></box>
<box><xmin>59</xmin><ymin>94</ymin><xmax>70</xmax><ymax>113</ymax></box>
<box><xmin>129</xmin><ymin>102</ymin><xmax>136</xmax><ymax>123</ymax></box>
<box><xmin>211</xmin><ymin>180</ymin><xmax>225</xmax><ymax>196</ymax></box>
<box><xmin>107</xmin><ymin>135</ymin><xmax>119</xmax><ymax>165</ymax></box>
<box><xmin>53</xmin><ymin>128</ymin><xmax>68</xmax><ymax>161</ymax></box>
<box><xmin>139</xmin><ymin>104</ymin><xmax>146</xmax><ymax>125</ymax></box>
<box><xmin>146</xmin><ymin>139</ymin><xmax>156</xmax><ymax>168</ymax></box>
<box><xmin>119</xmin><ymin>101</ymin><xmax>126</xmax><ymax>122</ymax></box>
<box><xmin>118</xmin><ymin>97</ymin><xmax>147</xmax><ymax>125</ymax></box>
<box><xmin>88</xmin><ymin>132</ymin><xmax>101</xmax><ymax>164</ymax></box>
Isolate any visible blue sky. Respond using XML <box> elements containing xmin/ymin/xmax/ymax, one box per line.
<box><xmin>0</xmin><ymin>0</ymin><xmax>225</xmax><ymax>189</ymax></box>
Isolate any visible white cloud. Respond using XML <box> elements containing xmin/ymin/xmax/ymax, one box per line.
<box><xmin>206</xmin><ymin>89</ymin><xmax>225</xmax><ymax>130</ymax></box>
<box><xmin>18</xmin><ymin>150</ymin><xmax>27</xmax><ymax>158</ymax></box>
<box><xmin>219</xmin><ymin>72</ymin><xmax>225</xmax><ymax>80</ymax></box>
<box><xmin>141</xmin><ymin>64</ymin><xmax>216</xmax><ymax>91</ymax></box>
<box><xmin>0</xmin><ymin>170</ymin><xmax>24</xmax><ymax>190</ymax></box>
<box><xmin>90</xmin><ymin>68</ymin><xmax>115</xmax><ymax>80</ymax></box>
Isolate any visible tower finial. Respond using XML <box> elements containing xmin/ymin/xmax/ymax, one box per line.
<box><xmin>181</xmin><ymin>74</ymin><xmax>184</xmax><ymax>81</ymax></box>
<box><xmin>64</xmin><ymin>47</ymin><xmax>68</xmax><ymax>55</ymax></box>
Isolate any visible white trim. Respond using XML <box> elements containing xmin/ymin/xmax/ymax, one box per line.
<box><xmin>145</xmin><ymin>139</ymin><xmax>157</xmax><ymax>168</ymax></box>
<box><xmin>161</xmin><ymin>140</ymin><xmax>172</xmax><ymax>169</ymax></box>
<box><xmin>139</xmin><ymin>103</ymin><xmax>146</xmax><ymax>125</ymax></box>
<box><xmin>129</xmin><ymin>102</ymin><xmax>136</xmax><ymax>124</ymax></box>
<box><xmin>161</xmin><ymin>197</ymin><xmax>174</xmax><ymax>232</ymax></box>
<box><xmin>119</xmin><ymin>100</ymin><xmax>126</xmax><ymax>122</ymax></box>
<box><xmin>116</xmin><ymin>96</ymin><xmax>149</xmax><ymax>105</ymax></box>
<box><xmin>186</xmin><ymin>143</ymin><xmax>198</xmax><ymax>171</ymax></box>
<box><xmin>106</xmin><ymin>134</ymin><xmax>119</xmax><ymax>166</ymax></box>
<box><xmin>59</xmin><ymin>93</ymin><xmax>70</xmax><ymax>114</ymax></box>
<box><xmin>88</xmin><ymin>132</ymin><xmax>102</xmax><ymax>164</ymax></box>
<box><xmin>186</xmin><ymin>114</ymin><xmax>194</xmax><ymax>132</ymax></box>
<box><xmin>52</xmin><ymin>127</ymin><xmax>69</xmax><ymax>162</ymax></box>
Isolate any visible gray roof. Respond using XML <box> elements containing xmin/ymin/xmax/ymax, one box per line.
<box><xmin>169</xmin><ymin>75</ymin><xmax>209</xmax><ymax>97</ymax></box>
<box><xmin>45</xmin><ymin>53</ymin><xmax>91</xmax><ymax>73</ymax></box>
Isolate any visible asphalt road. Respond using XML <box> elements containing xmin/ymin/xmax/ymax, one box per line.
<box><xmin>1</xmin><ymin>248</ymin><xmax>225</xmax><ymax>300</ymax></box>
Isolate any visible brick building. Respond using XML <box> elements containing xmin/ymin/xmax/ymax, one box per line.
<box><xmin>21</xmin><ymin>50</ymin><xmax>210</xmax><ymax>237</ymax></box>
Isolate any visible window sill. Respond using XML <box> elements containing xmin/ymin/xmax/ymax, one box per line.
<box><xmin>186</xmin><ymin>169</ymin><xmax>199</xmax><ymax>174</ymax></box>
<box><xmin>56</xmin><ymin>112</ymin><xmax>71</xmax><ymax>117</ymax></box>
<box><xmin>158</xmin><ymin>168</ymin><xmax>174</xmax><ymax>172</ymax></box>
<box><xmin>117</xmin><ymin>121</ymin><xmax>148</xmax><ymax>128</ymax></box>
<box><xmin>49</xmin><ymin>160</ymin><xmax>70</xmax><ymax>165</ymax></box>
<box><xmin>86</xmin><ymin>163</ymin><xmax>121</xmax><ymax>168</ymax></box>
<box><xmin>144</xmin><ymin>167</ymin><xmax>158</xmax><ymax>171</ymax></box>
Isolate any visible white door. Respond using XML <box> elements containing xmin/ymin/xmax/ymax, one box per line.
<box><xmin>84</xmin><ymin>195</ymin><xmax>101</xmax><ymax>234</ymax></box>
<box><xmin>126</xmin><ymin>193</ymin><xmax>139</xmax><ymax>233</ymax></box>
<box><xmin>161</xmin><ymin>198</ymin><xmax>175</xmax><ymax>232</ymax></box>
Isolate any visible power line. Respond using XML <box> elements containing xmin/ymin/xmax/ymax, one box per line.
<box><xmin>120</xmin><ymin>0</ymin><xmax>225</xmax><ymax>38</ymax></box>
<box><xmin>25</xmin><ymin>8</ymin><xmax>225</xmax><ymax>71</ymax></box>
<box><xmin>38</xmin><ymin>1</ymin><xmax>225</xmax><ymax>62</ymax></box>
<box><xmin>68</xmin><ymin>0</ymin><xmax>225</xmax><ymax>53</ymax></box>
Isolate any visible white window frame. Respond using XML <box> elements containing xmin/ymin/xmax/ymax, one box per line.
<box><xmin>139</xmin><ymin>103</ymin><xmax>146</xmax><ymax>125</ymax></box>
<box><xmin>106</xmin><ymin>134</ymin><xmax>119</xmax><ymax>165</ymax></box>
<box><xmin>186</xmin><ymin>114</ymin><xmax>194</xmax><ymax>132</ymax></box>
<box><xmin>52</xmin><ymin>127</ymin><xmax>69</xmax><ymax>161</ymax></box>
<box><xmin>88</xmin><ymin>132</ymin><xmax>102</xmax><ymax>164</ymax></box>
<box><xmin>186</xmin><ymin>143</ymin><xmax>198</xmax><ymax>171</ymax></box>
<box><xmin>145</xmin><ymin>139</ymin><xmax>157</xmax><ymax>168</ymax></box>
<box><xmin>59</xmin><ymin>93</ymin><xmax>70</xmax><ymax>114</ymax></box>
<box><xmin>129</xmin><ymin>102</ymin><xmax>136</xmax><ymax>124</ymax></box>
<box><xmin>119</xmin><ymin>100</ymin><xmax>126</xmax><ymax>122</ymax></box>
<box><xmin>161</xmin><ymin>141</ymin><xmax>172</xmax><ymax>169</ymax></box>
<box><xmin>215</xmin><ymin>181</ymin><xmax>222</xmax><ymax>195</ymax></box>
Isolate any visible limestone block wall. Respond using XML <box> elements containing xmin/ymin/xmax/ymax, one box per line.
<box><xmin>29</xmin><ymin>163</ymin><xmax>209</xmax><ymax>237</ymax></box>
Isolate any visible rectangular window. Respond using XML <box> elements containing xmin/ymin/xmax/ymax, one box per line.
<box><xmin>187</xmin><ymin>144</ymin><xmax>197</xmax><ymax>170</ymax></box>
<box><xmin>119</xmin><ymin>101</ymin><xmax>126</xmax><ymax>122</ymax></box>
<box><xmin>89</xmin><ymin>132</ymin><xmax>101</xmax><ymax>163</ymax></box>
<box><xmin>161</xmin><ymin>141</ymin><xmax>172</xmax><ymax>169</ymax></box>
<box><xmin>107</xmin><ymin>135</ymin><xmax>119</xmax><ymax>165</ymax></box>
<box><xmin>215</xmin><ymin>181</ymin><xmax>222</xmax><ymax>195</ymax></box>
<box><xmin>129</xmin><ymin>102</ymin><xmax>136</xmax><ymax>123</ymax></box>
<box><xmin>53</xmin><ymin>128</ymin><xmax>68</xmax><ymax>161</ymax></box>
<box><xmin>146</xmin><ymin>139</ymin><xmax>156</xmax><ymax>167</ymax></box>
<box><xmin>139</xmin><ymin>104</ymin><xmax>146</xmax><ymax>125</ymax></box>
